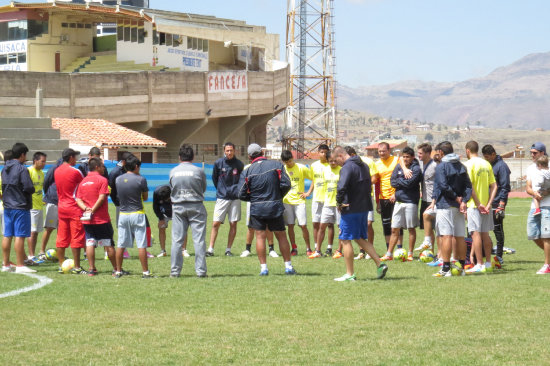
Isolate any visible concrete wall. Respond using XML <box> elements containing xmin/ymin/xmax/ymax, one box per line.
<box><xmin>0</xmin><ymin>68</ymin><xmax>288</xmax><ymax>162</ymax></box>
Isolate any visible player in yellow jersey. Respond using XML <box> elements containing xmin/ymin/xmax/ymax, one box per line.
<box><xmin>464</xmin><ymin>141</ymin><xmax>498</xmax><ymax>274</ymax></box>
<box><xmin>311</xmin><ymin>151</ymin><xmax>340</xmax><ymax>258</ymax></box>
<box><xmin>306</xmin><ymin>145</ymin><xmax>333</xmax><ymax>258</ymax></box>
<box><xmin>281</xmin><ymin>150</ymin><xmax>313</xmax><ymax>256</ymax></box>
<box><xmin>375</xmin><ymin>142</ymin><xmax>403</xmax><ymax>249</ymax></box>
<box><xmin>27</xmin><ymin>152</ymin><xmax>47</xmax><ymax>264</ymax></box>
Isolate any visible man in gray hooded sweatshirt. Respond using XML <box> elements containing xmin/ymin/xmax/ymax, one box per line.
<box><xmin>169</xmin><ymin>144</ymin><xmax>207</xmax><ymax>278</ymax></box>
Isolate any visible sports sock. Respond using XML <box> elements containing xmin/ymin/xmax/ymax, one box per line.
<box><xmin>397</xmin><ymin>244</ymin><xmax>403</xmax><ymax>249</ymax></box>
<box><xmin>268</xmin><ymin>244</ymin><xmax>274</xmax><ymax>252</ymax></box>
<box><xmin>424</xmin><ymin>237</ymin><xmax>432</xmax><ymax>244</ymax></box>
<box><xmin>385</xmin><ymin>251</ymin><xmax>392</xmax><ymax>257</ymax></box>
<box><xmin>260</xmin><ymin>263</ymin><xmax>268</xmax><ymax>271</ymax></box>
<box><xmin>459</xmin><ymin>260</ymin><xmax>465</xmax><ymax>268</ymax></box>
<box><xmin>408</xmin><ymin>251</ymin><xmax>413</xmax><ymax>256</ymax></box>
<box><xmin>327</xmin><ymin>244</ymin><xmax>332</xmax><ymax>249</ymax></box>
<box><xmin>143</xmin><ymin>270</ymin><xmax>150</xmax><ymax>275</ymax></box>
<box><xmin>442</xmin><ymin>262</ymin><xmax>451</xmax><ymax>272</ymax></box>
<box><xmin>225</xmin><ymin>247</ymin><xmax>231</xmax><ymax>253</ymax></box>
<box><xmin>485</xmin><ymin>261</ymin><xmax>492</xmax><ymax>268</ymax></box>
<box><xmin>291</xmin><ymin>243</ymin><xmax>297</xmax><ymax>249</ymax></box>
<box><xmin>207</xmin><ymin>247</ymin><xmax>213</xmax><ymax>253</ymax></box>
<box><xmin>284</xmin><ymin>261</ymin><xmax>293</xmax><ymax>269</ymax></box>
<box><xmin>246</xmin><ymin>244</ymin><xmax>251</xmax><ymax>251</ymax></box>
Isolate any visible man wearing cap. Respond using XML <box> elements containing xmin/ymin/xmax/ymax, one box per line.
<box><xmin>55</xmin><ymin>148</ymin><xmax>87</xmax><ymax>274</ymax></box>
<box><xmin>525</xmin><ymin>142</ymin><xmax>550</xmax><ymax>274</ymax></box>
<box><xmin>239</xmin><ymin>143</ymin><xmax>296</xmax><ymax>276</ymax></box>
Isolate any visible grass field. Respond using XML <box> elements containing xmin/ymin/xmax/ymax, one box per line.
<box><xmin>1</xmin><ymin>198</ymin><xmax>549</xmax><ymax>365</ymax></box>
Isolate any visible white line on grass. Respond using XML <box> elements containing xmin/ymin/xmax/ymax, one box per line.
<box><xmin>0</xmin><ymin>273</ymin><xmax>53</xmax><ymax>299</ymax></box>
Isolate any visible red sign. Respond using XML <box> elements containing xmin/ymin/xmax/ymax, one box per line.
<box><xmin>208</xmin><ymin>71</ymin><xmax>248</xmax><ymax>93</ymax></box>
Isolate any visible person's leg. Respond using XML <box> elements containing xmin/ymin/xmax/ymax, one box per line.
<box><xmin>317</xmin><ymin>223</ymin><xmax>328</xmax><ymax>251</ymax></box>
<box><xmin>274</xmin><ymin>230</ymin><xmax>291</xmax><ymax>262</ymax></box>
<box><xmin>190</xmin><ymin>204</ymin><xmax>208</xmax><ymax>276</ymax></box>
<box><xmin>471</xmin><ymin>231</ymin><xmax>483</xmax><ymax>265</ymax></box>
<box><xmin>423</xmin><ymin>212</ymin><xmax>435</xmax><ymax>249</ymax></box>
<box><xmin>208</xmin><ymin>221</ymin><xmax>221</xmax><ymax>252</ymax></box>
<box><xmin>115</xmin><ymin>247</ymin><xmax>125</xmax><ymax>272</ymax></box>
<box><xmin>256</xmin><ymin>230</ymin><xmax>267</xmax><ymax>265</ymax></box>
<box><xmin>2</xmin><ymin>237</ymin><xmax>12</xmax><ymax>266</ymax></box>
<box><xmin>356</xmin><ymin>238</ymin><xmax>381</xmax><ymax>266</ymax></box>
<box><xmin>313</xmin><ymin>222</ymin><xmax>321</xmax><ymax>251</ymax></box>
<box><xmin>287</xmin><ymin>224</ymin><xmax>296</xmax><ymax>248</ymax></box>
<box><xmin>86</xmin><ymin>244</ymin><xmax>96</xmax><ymax>271</ymax></box>
<box><xmin>299</xmin><ymin>225</ymin><xmax>311</xmax><ymax>251</ymax></box>
<box><xmin>544</xmin><ymin>238</ymin><xmax>550</xmax><ymax>265</ymax></box>
<box><xmin>481</xmin><ymin>232</ymin><xmax>493</xmax><ymax>264</ymax></box>
<box><xmin>170</xmin><ymin>206</ymin><xmax>187</xmax><ymax>276</ymax></box>
<box><xmin>28</xmin><ymin>232</ymin><xmax>38</xmax><ymax>258</ymax></box>
<box><xmin>158</xmin><ymin>226</ymin><xmax>166</xmax><ymax>252</ymax></box>
<box><xmin>385</xmin><ymin>228</ymin><xmax>401</xmax><ymax>255</ymax></box>
<box><xmin>137</xmin><ymin>248</ymin><xmax>148</xmax><ymax>272</ymax></box>
<box><xmin>328</xmin><ymin>223</ymin><xmax>335</xmax><ymax>247</ymax></box>
<box><xmin>341</xmin><ymin>240</ymin><xmax>354</xmax><ymax>276</ymax></box>
<box><xmin>72</xmin><ymin>247</ymin><xmax>81</xmax><ymax>269</ymax></box>
<box><xmin>227</xmin><ymin>221</ymin><xmax>238</xmax><ymax>251</ymax></box>
<box><xmin>134</xmin><ymin>215</ymin><xmax>149</xmax><ymax>273</ymax></box>
<box><xmin>367</xmin><ymin>220</ymin><xmax>374</xmax><ymax>246</ymax></box>
<box><xmin>408</xmin><ymin>228</ymin><xmax>416</xmax><ymax>254</ymax></box>
<box><xmin>14</xmin><ymin>236</ymin><xmax>27</xmax><ymax>266</ymax></box>
<box><xmin>493</xmin><ymin>209</ymin><xmax>505</xmax><ymax>258</ymax></box>
<box><xmin>41</xmin><ymin>227</ymin><xmax>54</xmax><ymax>254</ymax></box>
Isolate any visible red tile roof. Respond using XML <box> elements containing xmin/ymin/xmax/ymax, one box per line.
<box><xmin>52</xmin><ymin>118</ymin><xmax>166</xmax><ymax>148</ymax></box>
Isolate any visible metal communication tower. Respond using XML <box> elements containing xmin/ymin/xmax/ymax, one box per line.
<box><xmin>284</xmin><ymin>0</ymin><xmax>337</xmax><ymax>157</ymax></box>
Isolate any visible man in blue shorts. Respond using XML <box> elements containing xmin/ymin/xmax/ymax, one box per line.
<box><xmin>1</xmin><ymin>143</ymin><xmax>36</xmax><ymax>273</ymax></box>
<box><xmin>332</xmin><ymin>146</ymin><xmax>387</xmax><ymax>281</ymax></box>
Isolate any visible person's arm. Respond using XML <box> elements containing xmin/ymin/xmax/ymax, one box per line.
<box><xmin>279</xmin><ymin>166</ymin><xmax>291</xmax><ymax>197</ymax></box>
<box><xmin>435</xmin><ymin>165</ymin><xmax>457</xmax><ymax>201</ymax></box>
<box><xmin>21</xmin><ymin>168</ymin><xmax>35</xmax><ymax>195</ymax></box>
<box><xmin>390</xmin><ymin>166</ymin><xmax>402</xmax><ymax>189</ymax></box>
<box><xmin>141</xmin><ymin>177</ymin><xmax>148</xmax><ymax>202</ymax></box>
<box><xmin>211</xmin><ymin>162</ymin><xmax>219</xmax><ymax>189</ymax></box>
<box><xmin>496</xmin><ymin>165</ymin><xmax>511</xmax><ymax>207</ymax></box>
<box><xmin>336</xmin><ymin>166</ymin><xmax>350</xmax><ymax>209</ymax></box>
<box><xmin>152</xmin><ymin>191</ymin><xmax>163</xmax><ymax>220</ymax></box>
<box><xmin>399</xmin><ymin>156</ymin><xmax>413</xmax><ymax>179</ymax></box>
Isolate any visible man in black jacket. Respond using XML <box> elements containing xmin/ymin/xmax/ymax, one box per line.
<box><xmin>1</xmin><ymin>143</ymin><xmax>36</xmax><ymax>273</ymax></box>
<box><xmin>239</xmin><ymin>143</ymin><xmax>296</xmax><ymax>276</ymax></box>
<box><xmin>332</xmin><ymin>146</ymin><xmax>387</xmax><ymax>281</ymax></box>
<box><xmin>37</xmin><ymin>158</ymin><xmax>62</xmax><ymax>261</ymax></box>
<box><xmin>206</xmin><ymin>142</ymin><xmax>244</xmax><ymax>257</ymax></box>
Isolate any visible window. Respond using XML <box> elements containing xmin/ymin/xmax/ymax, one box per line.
<box><xmin>61</xmin><ymin>23</ymin><xmax>69</xmax><ymax>28</ymax></box>
<box><xmin>172</xmin><ymin>34</ymin><xmax>180</xmax><ymax>47</ymax></box>
<box><xmin>69</xmin><ymin>23</ymin><xmax>76</xmax><ymax>28</ymax></box>
<box><xmin>123</xmin><ymin>20</ymin><xmax>130</xmax><ymax>41</ymax></box>
<box><xmin>152</xmin><ymin>28</ymin><xmax>159</xmax><ymax>45</ymax></box>
<box><xmin>159</xmin><ymin>32</ymin><xmax>165</xmax><ymax>45</ymax></box>
<box><xmin>192</xmin><ymin>37</ymin><xmax>198</xmax><ymax>50</ymax></box>
<box><xmin>165</xmin><ymin>33</ymin><xmax>172</xmax><ymax>47</ymax></box>
<box><xmin>130</xmin><ymin>21</ymin><xmax>137</xmax><ymax>42</ymax></box>
<box><xmin>203</xmin><ymin>40</ymin><xmax>208</xmax><ymax>52</ymax></box>
<box><xmin>117</xmin><ymin>23</ymin><xmax>123</xmax><ymax>41</ymax></box>
<box><xmin>138</xmin><ymin>23</ymin><xmax>144</xmax><ymax>44</ymax></box>
<box><xmin>0</xmin><ymin>55</ymin><xmax>6</xmax><ymax>65</ymax></box>
<box><xmin>187</xmin><ymin>36</ymin><xmax>192</xmax><ymax>49</ymax></box>
<box><xmin>7</xmin><ymin>54</ymin><xmax>17</xmax><ymax>64</ymax></box>
<box><xmin>8</xmin><ymin>20</ymin><xmax>27</xmax><ymax>41</ymax></box>
<box><xmin>77</xmin><ymin>23</ymin><xmax>84</xmax><ymax>29</ymax></box>
<box><xmin>17</xmin><ymin>53</ymin><xmax>25</xmax><ymax>63</ymax></box>
<box><xmin>85</xmin><ymin>24</ymin><xmax>92</xmax><ymax>29</ymax></box>
<box><xmin>0</xmin><ymin>20</ymin><xmax>47</xmax><ymax>42</ymax></box>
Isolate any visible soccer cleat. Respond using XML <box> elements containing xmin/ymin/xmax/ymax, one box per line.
<box><xmin>157</xmin><ymin>250</ymin><xmax>167</xmax><ymax>258</ymax></box>
<box><xmin>354</xmin><ymin>252</ymin><xmax>365</xmax><ymax>260</ymax></box>
<box><xmin>285</xmin><ymin>267</ymin><xmax>297</xmax><ymax>275</ymax></box>
<box><xmin>15</xmin><ymin>266</ymin><xmax>37</xmax><ymax>274</ymax></box>
<box><xmin>142</xmin><ymin>272</ymin><xmax>154</xmax><ymax>279</ymax></box>
<box><xmin>365</xmin><ymin>254</ymin><xmax>372</xmax><ymax>260</ymax></box>
<box><xmin>112</xmin><ymin>269</ymin><xmax>131</xmax><ymax>276</ymax></box>
<box><xmin>533</xmin><ymin>208</ymin><xmax>542</xmax><ymax>216</ymax></box>
<box><xmin>23</xmin><ymin>259</ymin><xmax>38</xmax><ymax>266</ymax></box>
<box><xmin>414</xmin><ymin>241</ymin><xmax>431</xmax><ymax>252</ymax></box>
<box><xmin>70</xmin><ymin>267</ymin><xmax>88</xmax><ymax>275</ymax></box>
<box><xmin>464</xmin><ymin>264</ymin><xmax>474</xmax><ymax>270</ymax></box>
<box><xmin>493</xmin><ymin>256</ymin><xmax>503</xmax><ymax>269</ymax></box>
<box><xmin>88</xmin><ymin>269</ymin><xmax>99</xmax><ymax>277</ymax></box>
<box><xmin>481</xmin><ymin>264</ymin><xmax>493</xmax><ymax>274</ymax></box>
<box><xmin>146</xmin><ymin>251</ymin><xmax>154</xmax><ymax>258</ymax></box>
<box><xmin>269</xmin><ymin>250</ymin><xmax>279</xmax><ymax>258</ymax></box>
<box><xmin>183</xmin><ymin>250</ymin><xmax>190</xmax><ymax>257</ymax></box>
<box><xmin>104</xmin><ymin>252</ymin><xmax>109</xmax><ymax>260</ymax></box>
<box><xmin>332</xmin><ymin>250</ymin><xmax>343</xmax><ymax>259</ymax></box>
<box><xmin>113</xmin><ymin>271</ymin><xmax>123</xmax><ymax>278</ymax></box>
<box><xmin>1</xmin><ymin>266</ymin><xmax>13</xmax><ymax>272</ymax></box>
<box><xmin>466</xmin><ymin>264</ymin><xmax>483</xmax><ymax>275</ymax></box>
<box><xmin>205</xmin><ymin>251</ymin><xmax>214</xmax><ymax>257</ymax></box>
<box><xmin>503</xmin><ymin>247</ymin><xmax>516</xmax><ymax>255</ymax></box>
<box><xmin>427</xmin><ymin>258</ymin><xmax>442</xmax><ymax>267</ymax></box>
<box><xmin>123</xmin><ymin>250</ymin><xmax>130</xmax><ymax>259</ymax></box>
<box><xmin>334</xmin><ymin>273</ymin><xmax>356</xmax><ymax>282</ymax></box>
<box><xmin>536</xmin><ymin>264</ymin><xmax>550</xmax><ymax>274</ymax></box>
<box><xmin>407</xmin><ymin>254</ymin><xmax>414</xmax><ymax>262</ymax></box>
<box><xmin>325</xmin><ymin>248</ymin><xmax>332</xmax><ymax>256</ymax></box>
<box><xmin>433</xmin><ymin>269</ymin><xmax>452</xmax><ymax>277</ymax></box>
<box><xmin>37</xmin><ymin>253</ymin><xmax>47</xmax><ymax>262</ymax></box>
<box><xmin>259</xmin><ymin>269</ymin><xmax>269</xmax><ymax>276</ymax></box>
<box><xmin>308</xmin><ymin>251</ymin><xmax>322</xmax><ymax>259</ymax></box>
<box><xmin>306</xmin><ymin>249</ymin><xmax>314</xmax><ymax>256</ymax></box>
<box><xmin>377</xmin><ymin>263</ymin><xmax>388</xmax><ymax>279</ymax></box>
<box><xmin>225</xmin><ymin>251</ymin><xmax>234</xmax><ymax>257</ymax></box>
<box><xmin>58</xmin><ymin>266</ymin><xmax>64</xmax><ymax>274</ymax></box>
<box><xmin>451</xmin><ymin>263</ymin><xmax>465</xmax><ymax>276</ymax></box>
<box><xmin>291</xmin><ymin>248</ymin><xmax>298</xmax><ymax>256</ymax></box>
<box><xmin>380</xmin><ymin>254</ymin><xmax>393</xmax><ymax>262</ymax></box>
<box><xmin>240</xmin><ymin>250</ymin><xmax>251</xmax><ymax>258</ymax></box>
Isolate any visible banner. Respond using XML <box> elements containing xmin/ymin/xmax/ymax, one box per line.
<box><xmin>207</xmin><ymin>71</ymin><xmax>248</xmax><ymax>93</ymax></box>
<box><xmin>0</xmin><ymin>40</ymin><xmax>27</xmax><ymax>71</ymax></box>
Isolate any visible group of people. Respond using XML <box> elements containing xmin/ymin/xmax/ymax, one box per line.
<box><xmin>1</xmin><ymin>138</ymin><xmax>549</xmax><ymax>279</ymax></box>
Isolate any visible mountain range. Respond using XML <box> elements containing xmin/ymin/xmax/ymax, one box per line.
<box><xmin>338</xmin><ymin>52</ymin><xmax>550</xmax><ymax>130</ymax></box>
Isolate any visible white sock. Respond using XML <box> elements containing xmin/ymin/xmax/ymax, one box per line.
<box><xmin>386</xmin><ymin>251</ymin><xmax>392</xmax><ymax>256</ymax></box>
<box><xmin>260</xmin><ymin>263</ymin><xmax>268</xmax><ymax>271</ymax></box>
<box><xmin>327</xmin><ymin>244</ymin><xmax>332</xmax><ymax>249</ymax></box>
<box><xmin>485</xmin><ymin>261</ymin><xmax>492</xmax><ymax>268</ymax></box>
<box><xmin>28</xmin><ymin>255</ymin><xmax>33</xmax><ymax>260</ymax></box>
<box><xmin>424</xmin><ymin>237</ymin><xmax>432</xmax><ymax>244</ymax></box>
<box><xmin>143</xmin><ymin>270</ymin><xmax>150</xmax><ymax>275</ymax></box>
<box><xmin>226</xmin><ymin>247</ymin><xmax>231</xmax><ymax>252</ymax></box>
<box><xmin>207</xmin><ymin>247</ymin><xmax>213</xmax><ymax>253</ymax></box>
<box><xmin>408</xmin><ymin>251</ymin><xmax>413</xmax><ymax>256</ymax></box>
<box><xmin>284</xmin><ymin>261</ymin><xmax>293</xmax><ymax>269</ymax></box>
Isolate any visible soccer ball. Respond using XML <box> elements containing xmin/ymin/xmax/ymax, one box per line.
<box><xmin>61</xmin><ymin>259</ymin><xmax>74</xmax><ymax>274</ymax></box>
<box><xmin>393</xmin><ymin>248</ymin><xmax>407</xmax><ymax>262</ymax></box>
<box><xmin>420</xmin><ymin>250</ymin><xmax>435</xmax><ymax>263</ymax></box>
<box><xmin>45</xmin><ymin>249</ymin><xmax>57</xmax><ymax>261</ymax></box>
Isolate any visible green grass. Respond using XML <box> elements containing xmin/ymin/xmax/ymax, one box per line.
<box><xmin>1</xmin><ymin>198</ymin><xmax>549</xmax><ymax>365</ymax></box>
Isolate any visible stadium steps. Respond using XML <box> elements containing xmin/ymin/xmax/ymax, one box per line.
<box><xmin>0</xmin><ymin>118</ymin><xmax>69</xmax><ymax>163</ymax></box>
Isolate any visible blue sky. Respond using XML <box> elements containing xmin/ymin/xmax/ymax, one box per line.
<box><xmin>13</xmin><ymin>0</ymin><xmax>550</xmax><ymax>87</ymax></box>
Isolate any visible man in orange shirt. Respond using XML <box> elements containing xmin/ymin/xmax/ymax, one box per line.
<box><xmin>375</xmin><ymin>142</ymin><xmax>402</xmax><ymax>249</ymax></box>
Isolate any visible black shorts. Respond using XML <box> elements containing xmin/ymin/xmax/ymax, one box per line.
<box><xmin>249</xmin><ymin>215</ymin><xmax>286</xmax><ymax>232</ymax></box>
<box><xmin>419</xmin><ymin>200</ymin><xmax>431</xmax><ymax>230</ymax></box>
<box><xmin>380</xmin><ymin>199</ymin><xmax>395</xmax><ymax>236</ymax></box>
<box><xmin>84</xmin><ymin>222</ymin><xmax>114</xmax><ymax>247</ymax></box>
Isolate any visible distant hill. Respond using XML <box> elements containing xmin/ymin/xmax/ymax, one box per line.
<box><xmin>338</xmin><ymin>52</ymin><xmax>550</xmax><ymax>130</ymax></box>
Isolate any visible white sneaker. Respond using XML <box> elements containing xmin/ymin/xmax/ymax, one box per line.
<box><xmin>354</xmin><ymin>252</ymin><xmax>365</xmax><ymax>260</ymax></box>
<box><xmin>269</xmin><ymin>250</ymin><xmax>279</xmax><ymax>258</ymax></box>
<box><xmin>240</xmin><ymin>250</ymin><xmax>251</xmax><ymax>257</ymax></box>
<box><xmin>334</xmin><ymin>273</ymin><xmax>356</xmax><ymax>281</ymax></box>
<box><xmin>157</xmin><ymin>250</ymin><xmax>167</xmax><ymax>258</ymax></box>
<box><xmin>1</xmin><ymin>265</ymin><xmax>14</xmax><ymax>272</ymax></box>
<box><xmin>15</xmin><ymin>266</ymin><xmax>37</xmax><ymax>274</ymax></box>
<box><xmin>182</xmin><ymin>250</ymin><xmax>190</xmax><ymax>257</ymax></box>
<box><xmin>365</xmin><ymin>254</ymin><xmax>371</xmax><ymax>260</ymax></box>
<box><xmin>414</xmin><ymin>241</ymin><xmax>431</xmax><ymax>251</ymax></box>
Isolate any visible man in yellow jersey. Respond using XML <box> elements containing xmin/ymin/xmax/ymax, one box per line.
<box><xmin>312</xmin><ymin>151</ymin><xmax>340</xmax><ymax>258</ymax></box>
<box><xmin>359</xmin><ymin>151</ymin><xmax>379</xmax><ymax>259</ymax></box>
<box><xmin>307</xmin><ymin>145</ymin><xmax>333</xmax><ymax>258</ymax></box>
<box><xmin>27</xmin><ymin>152</ymin><xmax>47</xmax><ymax>264</ymax></box>
<box><xmin>281</xmin><ymin>150</ymin><xmax>313</xmax><ymax>256</ymax></box>
<box><xmin>464</xmin><ymin>140</ymin><xmax>498</xmax><ymax>274</ymax></box>
<box><xmin>375</xmin><ymin>142</ymin><xmax>402</xmax><ymax>248</ymax></box>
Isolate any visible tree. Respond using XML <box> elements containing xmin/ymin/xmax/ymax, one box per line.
<box><xmin>424</xmin><ymin>133</ymin><xmax>434</xmax><ymax>141</ymax></box>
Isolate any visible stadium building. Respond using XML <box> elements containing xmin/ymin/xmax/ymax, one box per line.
<box><xmin>0</xmin><ymin>1</ymin><xmax>288</xmax><ymax>162</ymax></box>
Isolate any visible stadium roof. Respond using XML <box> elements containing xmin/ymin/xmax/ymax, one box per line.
<box><xmin>52</xmin><ymin>118</ymin><xmax>166</xmax><ymax>148</ymax></box>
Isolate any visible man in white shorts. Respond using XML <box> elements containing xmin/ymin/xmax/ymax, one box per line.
<box><xmin>432</xmin><ymin>141</ymin><xmax>472</xmax><ymax>277</ymax></box>
<box><xmin>27</xmin><ymin>152</ymin><xmax>47</xmax><ymax>264</ymax></box>
<box><xmin>206</xmin><ymin>142</ymin><xmax>244</xmax><ymax>257</ymax></box>
<box><xmin>281</xmin><ymin>150</ymin><xmax>313</xmax><ymax>256</ymax></box>
<box><xmin>380</xmin><ymin>147</ymin><xmax>422</xmax><ymax>262</ymax></box>
<box><xmin>464</xmin><ymin>140</ymin><xmax>497</xmax><ymax>274</ymax></box>
<box><xmin>306</xmin><ymin>144</ymin><xmax>331</xmax><ymax>258</ymax></box>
